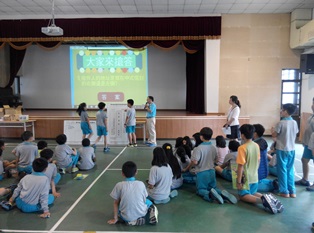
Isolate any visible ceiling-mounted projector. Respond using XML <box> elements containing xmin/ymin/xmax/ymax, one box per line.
<box><xmin>42</xmin><ymin>0</ymin><xmax>63</xmax><ymax>36</ymax></box>
<box><xmin>41</xmin><ymin>26</ymin><xmax>63</xmax><ymax>36</ymax></box>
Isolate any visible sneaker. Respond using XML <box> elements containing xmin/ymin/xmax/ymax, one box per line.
<box><xmin>59</xmin><ymin>168</ymin><xmax>66</xmax><ymax>175</ymax></box>
<box><xmin>145</xmin><ymin>141</ymin><xmax>152</xmax><ymax>145</ymax></box>
<box><xmin>148</xmin><ymin>143</ymin><xmax>157</xmax><ymax>147</ymax></box>
<box><xmin>209</xmin><ymin>188</ymin><xmax>224</xmax><ymax>204</ymax></box>
<box><xmin>91</xmin><ymin>144</ymin><xmax>96</xmax><ymax>151</ymax></box>
<box><xmin>0</xmin><ymin>201</ymin><xmax>14</xmax><ymax>211</ymax></box>
<box><xmin>71</xmin><ymin>167</ymin><xmax>79</xmax><ymax>173</ymax></box>
<box><xmin>133</xmin><ymin>143</ymin><xmax>138</xmax><ymax>147</ymax></box>
<box><xmin>306</xmin><ymin>184</ymin><xmax>314</xmax><ymax>192</ymax></box>
<box><xmin>221</xmin><ymin>190</ymin><xmax>237</xmax><ymax>204</ymax></box>
<box><xmin>103</xmin><ymin>147</ymin><xmax>110</xmax><ymax>152</ymax></box>
<box><xmin>261</xmin><ymin>194</ymin><xmax>277</xmax><ymax>214</ymax></box>
<box><xmin>290</xmin><ymin>193</ymin><xmax>296</xmax><ymax>198</ymax></box>
<box><xmin>267</xmin><ymin>193</ymin><xmax>284</xmax><ymax>213</ymax></box>
<box><xmin>148</xmin><ymin>204</ymin><xmax>158</xmax><ymax>225</ymax></box>
<box><xmin>170</xmin><ymin>190</ymin><xmax>178</xmax><ymax>198</ymax></box>
<box><xmin>295</xmin><ymin>179</ymin><xmax>310</xmax><ymax>186</ymax></box>
<box><xmin>127</xmin><ymin>217</ymin><xmax>146</xmax><ymax>226</ymax></box>
<box><xmin>127</xmin><ymin>143</ymin><xmax>134</xmax><ymax>147</ymax></box>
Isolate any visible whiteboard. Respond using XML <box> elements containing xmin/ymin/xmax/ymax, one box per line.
<box><xmin>63</xmin><ymin>120</ymin><xmax>103</xmax><ymax>145</ymax></box>
<box><xmin>107</xmin><ymin>104</ymin><xmax>129</xmax><ymax>145</ymax></box>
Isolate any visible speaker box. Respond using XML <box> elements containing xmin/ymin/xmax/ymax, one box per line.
<box><xmin>300</xmin><ymin>54</ymin><xmax>314</xmax><ymax>74</ymax></box>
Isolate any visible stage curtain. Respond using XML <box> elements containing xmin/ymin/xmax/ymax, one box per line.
<box><xmin>120</xmin><ymin>41</ymin><xmax>151</xmax><ymax>49</ymax></box>
<box><xmin>8</xmin><ymin>42</ymin><xmax>32</xmax><ymax>50</ymax></box>
<box><xmin>186</xmin><ymin>42</ymin><xmax>205</xmax><ymax>114</ymax></box>
<box><xmin>0</xmin><ymin>42</ymin><xmax>5</xmax><ymax>49</ymax></box>
<box><xmin>36</xmin><ymin>41</ymin><xmax>62</xmax><ymax>50</ymax></box>
<box><xmin>5</xmin><ymin>47</ymin><xmax>26</xmax><ymax>88</ymax></box>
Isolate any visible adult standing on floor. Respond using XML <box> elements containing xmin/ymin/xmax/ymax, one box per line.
<box><xmin>145</xmin><ymin>96</ymin><xmax>157</xmax><ymax>147</ymax></box>
<box><xmin>224</xmin><ymin>95</ymin><xmax>241</xmax><ymax>140</ymax></box>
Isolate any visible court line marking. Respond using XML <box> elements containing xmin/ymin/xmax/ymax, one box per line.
<box><xmin>107</xmin><ymin>168</ymin><xmax>150</xmax><ymax>171</ymax></box>
<box><xmin>0</xmin><ymin>231</ymin><xmax>178</xmax><ymax>233</ymax></box>
<box><xmin>48</xmin><ymin>147</ymin><xmax>127</xmax><ymax>233</ymax></box>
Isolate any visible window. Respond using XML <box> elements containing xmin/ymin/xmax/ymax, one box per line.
<box><xmin>281</xmin><ymin>69</ymin><xmax>301</xmax><ymax>116</ymax></box>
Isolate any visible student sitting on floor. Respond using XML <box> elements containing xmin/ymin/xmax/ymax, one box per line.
<box><xmin>77</xmin><ymin>138</ymin><xmax>96</xmax><ymax>171</ymax></box>
<box><xmin>215</xmin><ymin>135</ymin><xmax>229</xmax><ymax>166</ymax></box>
<box><xmin>108</xmin><ymin>161</ymin><xmax>158</xmax><ymax>226</ymax></box>
<box><xmin>267</xmin><ymin>137</ymin><xmax>277</xmax><ymax>176</ymax></box>
<box><xmin>147</xmin><ymin>147</ymin><xmax>178</xmax><ymax>204</ymax></box>
<box><xmin>0</xmin><ymin>140</ymin><xmax>17</xmax><ymax>179</ymax></box>
<box><xmin>54</xmin><ymin>134</ymin><xmax>79</xmax><ymax>174</ymax></box>
<box><xmin>9</xmin><ymin>158</ymin><xmax>54</xmax><ymax>218</ymax></box>
<box><xmin>191</xmin><ymin>127</ymin><xmax>237</xmax><ymax>204</ymax></box>
<box><xmin>182</xmin><ymin>136</ymin><xmax>193</xmax><ymax>151</ymax></box>
<box><xmin>215</xmin><ymin>140</ymin><xmax>240</xmax><ymax>182</ymax></box>
<box><xmin>40</xmin><ymin>149</ymin><xmax>61</xmax><ymax>198</ymax></box>
<box><xmin>162</xmin><ymin>143</ymin><xmax>183</xmax><ymax>189</ymax></box>
<box><xmin>175</xmin><ymin>146</ymin><xmax>196</xmax><ymax>184</ymax></box>
<box><xmin>236</xmin><ymin>124</ymin><xmax>283</xmax><ymax>214</ymax></box>
<box><xmin>15</xmin><ymin>131</ymin><xmax>38</xmax><ymax>175</ymax></box>
<box><xmin>37</xmin><ymin>140</ymin><xmax>48</xmax><ymax>158</ymax></box>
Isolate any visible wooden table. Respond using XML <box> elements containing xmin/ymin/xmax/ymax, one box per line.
<box><xmin>0</xmin><ymin>120</ymin><xmax>36</xmax><ymax>139</ymax></box>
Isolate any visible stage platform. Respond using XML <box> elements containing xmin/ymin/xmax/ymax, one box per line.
<box><xmin>0</xmin><ymin>110</ymin><xmax>250</xmax><ymax>140</ymax></box>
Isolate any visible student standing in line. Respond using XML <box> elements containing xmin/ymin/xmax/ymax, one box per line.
<box><xmin>76</xmin><ymin>102</ymin><xmax>93</xmax><ymax>140</ymax></box>
<box><xmin>108</xmin><ymin>161</ymin><xmax>158</xmax><ymax>226</ymax></box>
<box><xmin>93</xmin><ymin>102</ymin><xmax>110</xmax><ymax>152</ymax></box>
<box><xmin>125</xmin><ymin>99</ymin><xmax>137</xmax><ymax>147</ymax></box>
<box><xmin>295</xmin><ymin>97</ymin><xmax>314</xmax><ymax>188</ymax></box>
<box><xmin>271</xmin><ymin>104</ymin><xmax>299</xmax><ymax>198</ymax></box>
<box><xmin>145</xmin><ymin>96</ymin><xmax>157</xmax><ymax>147</ymax></box>
<box><xmin>224</xmin><ymin>95</ymin><xmax>241</xmax><ymax>140</ymax></box>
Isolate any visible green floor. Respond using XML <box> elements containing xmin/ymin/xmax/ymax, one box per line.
<box><xmin>0</xmin><ymin>139</ymin><xmax>313</xmax><ymax>233</ymax></box>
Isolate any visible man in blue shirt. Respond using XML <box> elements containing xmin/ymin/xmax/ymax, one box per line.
<box><xmin>145</xmin><ymin>96</ymin><xmax>157</xmax><ymax>147</ymax></box>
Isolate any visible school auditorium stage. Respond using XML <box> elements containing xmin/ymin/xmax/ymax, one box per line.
<box><xmin>0</xmin><ymin>110</ymin><xmax>250</xmax><ymax>140</ymax></box>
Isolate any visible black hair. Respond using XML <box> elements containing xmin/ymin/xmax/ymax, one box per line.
<box><xmin>162</xmin><ymin>143</ymin><xmax>181</xmax><ymax>179</ymax></box>
<box><xmin>82</xmin><ymin>138</ymin><xmax>90</xmax><ymax>147</ymax></box>
<box><xmin>37</xmin><ymin>140</ymin><xmax>48</xmax><ymax>150</ymax></box>
<box><xmin>253</xmin><ymin>124</ymin><xmax>265</xmax><ymax>138</ymax></box>
<box><xmin>228</xmin><ymin>140</ymin><xmax>240</xmax><ymax>152</ymax></box>
<box><xmin>122</xmin><ymin>161</ymin><xmax>137</xmax><ymax>178</ymax></box>
<box><xmin>175</xmin><ymin>137</ymin><xmax>183</xmax><ymax>148</ymax></box>
<box><xmin>239</xmin><ymin>124</ymin><xmax>255</xmax><ymax>140</ymax></box>
<box><xmin>0</xmin><ymin>139</ymin><xmax>4</xmax><ymax>156</ymax></box>
<box><xmin>215</xmin><ymin>135</ymin><xmax>226</xmax><ymax>148</ymax></box>
<box><xmin>151</xmin><ymin>147</ymin><xmax>168</xmax><ymax>167</ymax></box>
<box><xmin>282</xmin><ymin>103</ymin><xmax>297</xmax><ymax>116</ymax></box>
<box><xmin>76</xmin><ymin>102</ymin><xmax>87</xmax><ymax>116</ymax></box>
<box><xmin>182</xmin><ymin>144</ymin><xmax>192</xmax><ymax>158</ymax></box>
<box><xmin>200</xmin><ymin>127</ymin><xmax>213</xmax><ymax>140</ymax></box>
<box><xmin>183</xmin><ymin>136</ymin><xmax>193</xmax><ymax>150</ymax></box>
<box><xmin>98</xmin><ymin>102</ymin><xmax>106</xmax><ymax>110</ymax></box>
<box><xmin>230</xmin><ymin>95</ymin><xmax>241</xmax><ymax>108</ymax></box>
<box><xmin>56</xmin><ymin>134</ymin><xmax>67</xmax><ymax>145</ymax></box>
<box><xmin>21</xmin><ymin>131</ymin><xmax>33</xmax><ymax>141</ymax></box>
<box><xmin>176</xmin><ymin>146</ymin><xmax>187</xmax><ymax>164</ymax></box>
<box><xmin>192</xmin><ymin>132</ymin><xmax>202</xmax><ymax>147</ymax></box>
<box><xmin>127</xmin><ymin>99</ymin><xmax>134</xmax><ymax>106</ymax></box>
<box><xmin>32</xmin><ymin>158</ymin><xmax>48</xmax><ymax>172</ymax></box>
<box><xmin>148</xmin><ymin>96</ymin><xmax>154</xmax><ymax>102</ymax></box>
<box><xmin>40</xmin><ymin>148</ymin><xmax>54</xmax><ymax>160</ymax></box>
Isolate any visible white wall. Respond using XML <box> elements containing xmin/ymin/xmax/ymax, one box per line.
<box><xmin>301</xmin><ymin>73</ymin><xmax>314</xmax><ymax>112</ymax></box>
<box><xmin>20</xmin><ymin>45</ymin><xmax>186</xmax><ymax>109</ymax></box>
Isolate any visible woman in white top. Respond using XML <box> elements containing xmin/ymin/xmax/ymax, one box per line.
<box><xmin>224</xmin><ymin>95</ymin><xmax>241</xmax><ymax>140</ymax></box>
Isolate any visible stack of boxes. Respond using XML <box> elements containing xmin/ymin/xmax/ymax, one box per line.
<box><xmin>0</xmin><ymin>105</ymin><xmax>23</xmax><ymax>121</ymax></box>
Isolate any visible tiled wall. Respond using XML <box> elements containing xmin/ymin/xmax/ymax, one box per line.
<box><xmin>219</xmin><ymin>14</ymin><xmax>301</xmax><ymax>134</ymax></box>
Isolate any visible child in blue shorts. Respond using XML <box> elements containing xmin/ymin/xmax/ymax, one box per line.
<box><xmin>236</xmin><ymin>124</ymin><xmax>283</xmax><ymax>214</ymax></box>
<box><xmin>125</xmin><ymin>99</ymin><xmax>137</xmax><ymax>147</ymax></box>
<box><xmin>295</xmin><ymin>97</ymin><xmax>314</xmax><ymax>189</ymax></box>
<box><xmin>76</xmin><ymin>102</ymin><xmax>93</xmax><ymax>140</ymax></box>
<box><xmin>93</xmin><ymin>102</ymin><xmax>109</xmax><ymax>152</ymax></box>
<box><xmin>271</xmin><ymin>103</ymin><xmax>298</xmax><ymax>198</ymax></box>
<box><xmin>108</xmin><ymin>161</ymin><xmax>158</xmax><ymax>226</ymax></box>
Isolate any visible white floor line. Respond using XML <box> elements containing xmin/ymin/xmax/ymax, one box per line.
<box><xmin>107</xmin><ymin>168</ymin><xmax>150</xmax><ymax>171</ymax></box>
<box><xmin>0</xmin><ymin>231</ymin><xmax>177</xmax><ymax>233</ymax></box>
<box><xmin>47</xmin><ymin>147</ymin><xmax>127</xmax><ymax>233</ymax></box>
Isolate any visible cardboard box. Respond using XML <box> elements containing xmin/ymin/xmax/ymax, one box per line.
<box><xmin>3</xmin><ymin>115</ymin><xmax>11</xmax><ymax>121</ymax></box>
<box><xmin>0</xmin><ymin>108</ymin><xmax>3</xmax><ymax>118</ymax></box>
<box><xmin>15</xmin><ymin>106</ymin><xmax>22</xmax><ymax>115</ymax></box>
<box><xmin>3</xmin><ymin>105</ymin><xmax>15</xmax><ymax>115</ymax></box>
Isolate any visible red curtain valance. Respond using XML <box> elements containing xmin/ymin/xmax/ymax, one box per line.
<box><xmin>0</xmin><ymin>16</ymin><xmax>221</xmax><ymax>42</ymax></box>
